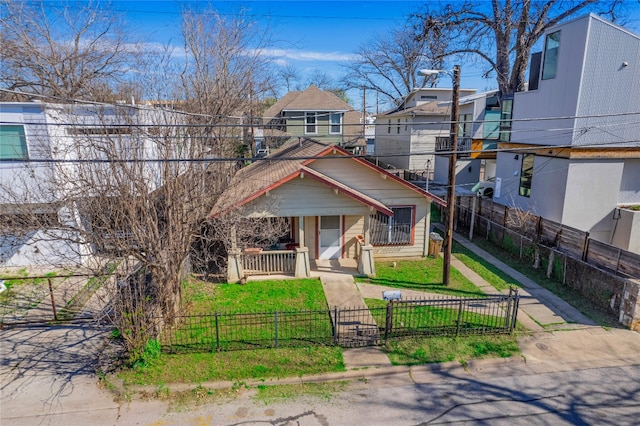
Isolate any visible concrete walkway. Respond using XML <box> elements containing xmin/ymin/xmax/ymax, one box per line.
<box><xmin>312</xmin><ymin>259</ymin><xmax>386</xmax><ymax>356</ymax></box>
<box><xmin>449</xmin><ymin>229</ymin><xmax>597</xmax><ymax>331</ymax></box>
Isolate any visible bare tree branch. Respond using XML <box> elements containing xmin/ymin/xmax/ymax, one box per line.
<box><xmin>411</xmin><ymin>0</ymin><xmax>623</xmax><ymax>95</ymax></box>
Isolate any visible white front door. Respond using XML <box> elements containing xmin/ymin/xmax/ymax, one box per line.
<box><xmin>318</xmin><ymin>215</ymin><xmax>341</xmax><ymax>259</ymax></box>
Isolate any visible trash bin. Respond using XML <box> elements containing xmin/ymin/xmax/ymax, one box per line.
<box><xmin>428</xmin><ymin>232</ymin><xmax>444</xmax><ymax>257</ymax></box>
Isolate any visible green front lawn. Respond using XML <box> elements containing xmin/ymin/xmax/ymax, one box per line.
<box><xmin>117</xmin><ymin>277</ymin><xmax>345</xmax><ymax>386</ymax></box>
<box><xmin>182</xmin><ymin>277</ymin><xmax>328</xmax><ymax>315</ymax></box>
<box><xmin>119</xmin><ymin>346</ymin><xmax>345</xmax><ymax>386</ymax></box>
<box><xmin>382</xmin><ymin>334</ymin><xmax>521</xmax><ymax>365</ymax></box>
<box><xmin>452</xmin><ymin>241</ymin><xmax>522</xmax><ymax>291</ymax></box>
<box><xmin>355</xmin><ymin>258</ymin><xmax>484</xmax><ymax>297</ymax></box>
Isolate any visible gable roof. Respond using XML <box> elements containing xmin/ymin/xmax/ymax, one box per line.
<box><xmin>263</xmin><ymin>85</ymin><xmax>352</xmax><ymax>121</ymax></box>
<box><xmin>209</xmin><ymin>138</ymin><xmax>445</xmax><ymax>218</ymax></box>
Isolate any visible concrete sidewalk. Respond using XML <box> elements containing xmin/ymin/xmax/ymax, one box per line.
<box><xmin>449</xmin><ymin>229</ymin><xmax>597</xmax><ymax>330</ymax></box>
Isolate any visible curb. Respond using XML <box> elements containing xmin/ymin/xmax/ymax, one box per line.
<box><xmin>120</xmin><ymin>356</ymin><xmax>535</xmax><ymax>397</ymax></box>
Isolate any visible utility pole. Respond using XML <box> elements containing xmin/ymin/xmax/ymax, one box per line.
<box><xmin>443</xmin><ymin>65</ymin><xmax>460</xmax><ymax>286</ymax></box>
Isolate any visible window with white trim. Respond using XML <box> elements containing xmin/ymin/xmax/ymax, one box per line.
<box><xmin>329</xmin><ymin>113</ymin><xmax>342</xmax><ymax>134</ymax></box>
<box><xmin>0</xmin><ymin>125</ymin><xmax>28</xmax><ymax>161</ymax></box>
<box><xmin>305</xmin><ymin>112</ymin><xmax>317</xmax><ymax>134</ymax></box>
<box><xmin>370</xmin><ymin>206</ymin><xmax>413</xmax><ymax>245</ymax></box>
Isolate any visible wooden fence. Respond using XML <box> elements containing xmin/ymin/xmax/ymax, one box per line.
<box><xmin>454</xmin><ymin>196</ymin><xmax>640</xmax><ymax>279</ymax></box>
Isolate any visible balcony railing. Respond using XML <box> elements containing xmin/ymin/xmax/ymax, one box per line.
<box><xmin>435</xmin><ymin>136</ymin><xmax>471</xmax><ymax>157</ymax></box>
<box><xmin>241</xmin><ymin>249</ymin><xmax>296</xmax><ymax>275</ymax></box>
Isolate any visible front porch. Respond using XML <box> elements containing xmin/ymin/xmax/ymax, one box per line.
<box><xmin>227</xmin><ymin>243</ymin><xmax>374</xmax><ymax>283</ymax></box>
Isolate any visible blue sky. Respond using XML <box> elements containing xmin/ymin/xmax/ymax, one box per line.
<box><xmin>111</xmin><ymin>0</ymin><xmax>484</xmax><ymax>106</ymax></box>
<box><xmin>77</xmin><ymin>1</ymin><xmax>640</xmax><ymax>107</ymax></box>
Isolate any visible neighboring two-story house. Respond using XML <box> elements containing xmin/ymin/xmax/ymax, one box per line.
<box><xmin>493</xmin><ymin>14</ymin><xmax>640</xmax><ymax>250</ymax></box>
<box><xmin>374</xmin><ymin>88</ymin><xmax>476</xmax><ymax>174</ymax></box>
<box><xmin>262</xmin><ymin>85</ymin><xmax>365</xmax><ymax>153</ymax></box>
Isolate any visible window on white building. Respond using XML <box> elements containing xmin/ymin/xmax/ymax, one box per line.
<box><xmin>519</xmin><ymin>154</ymin><xmax>534</xmax><ymax>197</ymax></box>
<box><xmin>542</xmin><ymin>31</ymin><xmax>561</xmax><ymax>80</ymax></box>
<box><xmin>0</xmin><ymin>125</ymin><xmax>28</xmax><ymax>161</ymax></box>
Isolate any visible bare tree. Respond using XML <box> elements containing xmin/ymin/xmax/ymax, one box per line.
<box><xmin>341</xmin><ymin>24</ymin><xmax>445</xmax><ymax>106</ymax></box>
<box><xmin>412</xmin><ymin>0</ymin><xmax>625</xmax><ymax>95</ymax></box>
<box><xmin>0</xmin><ymin>0</ymin><xmax>139</xmax><ymax>101</ymax></box>
<box><xmin>0</xmin><ymin>5</ymin><xmax>281</xmax><ymax>360</ymax></box>
<box><xmin>277</xmin><ymin>64</ymin><xmax>301</xmax><ymax>94</ymax></box>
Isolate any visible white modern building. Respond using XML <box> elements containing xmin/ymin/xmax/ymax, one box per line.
<box><xmin>1</xmin><ymin>102</ymin><xmax>174</xmax><ymax>267</ymax></box>
<box><xmin>493</xmin><ymin>14</ymin><xmax>640</xmax><ymax>250</ymax></box>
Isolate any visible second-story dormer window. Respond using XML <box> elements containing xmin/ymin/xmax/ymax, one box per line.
<box><xmin>542</xmin><ymin>31</ymin><xmax>561</xmax><ymax>80</ymax></box>
<box><xmin>329</xmin><ymin>113</ymin><xmax>342</xmax><ymax>134</ymax></box>
<box><xmin>305</xmin><ymin>112</ymin><xmax>317</xmax><ymax>134</ymax></box>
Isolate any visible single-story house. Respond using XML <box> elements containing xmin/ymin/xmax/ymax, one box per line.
<box><xmin>208</xmin><ymin>138</ymin><xmax>445</xmax><ymax>282</ymax></box>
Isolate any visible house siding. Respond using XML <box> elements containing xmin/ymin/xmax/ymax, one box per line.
<box><xmin>305</xmin><ymin>216</ymin><xmax>317</xmax><ymax>259</ymax></box>
<box><xmin>285</xmin><ymin>112</ymin><xmax>345</xmax><ymax>145</ymax></box>
<box><xmin>241</xmin><ymin>176</ymin><xmax>371</xmax><ymax>218</ymax></box>
<box><xmin>343</xmin><ymin>215</ymin><xmax>364</xmax><ymax>259</ymax></box>
<box><xmin>562</xmin><ymin>159</ymin><xmax>626</xmax><ymax>241</ymax></box>
<box><xmin>0</xmin><ymin>104</ymin><xmax>53</xmax><ymax>204</ymax></box>
<box><xmin>575</xmin><ymin>17</ymin><xmax>640</xmax><ymax>147</ymax></box>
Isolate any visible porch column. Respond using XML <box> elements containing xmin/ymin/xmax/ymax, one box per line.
<box><xmin>298</xmin><ymin>216</ymin><xmax>305</xmax><ymax>248</ymax></box>
<box><xmin>294</xmin><ymin>246</ymin><xmax>311</xmax><ymax>277</ymax></box>
<box><xmin>227</xmin><ymin>248</ymin><xmax>244</xmax><ymax>283</ymax></box>
<box><xmin>364</xmin><ymin>209</ymin><xmax>372</xmax><ymax>245</ymax></box>
<box><xmin>230</xmin><ymin>225</ymin><xmax>237</xmax><ymax>250</ymax></box>
<box><xmin>358</xmin><ymin>245</ymin><xmax>375</xmax><ymax>278</ymax></box>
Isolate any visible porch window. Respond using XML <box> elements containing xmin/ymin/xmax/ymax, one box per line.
<box><xmin>370</xmin><ymin>206</ymin><xmax>413</xmax><ymax>245</ymax></box>
<box><xmin>519</xmin><ymin>154</ymin><xmax>534</xmax><ymax>197</ymax></box>
<box><xmin>305</xmin><ymin>112</ymin><xmax>317</xmax><ymax>134</ymax></box>
<box><xmin>0</xmin><ymin>125</ymin><xmax>28</xmax><ymax>161</ymax></box>
<box><xmin>329</xmin><ymin>113</ymin><xmax>342</xmax><ymax>134</ymax></box>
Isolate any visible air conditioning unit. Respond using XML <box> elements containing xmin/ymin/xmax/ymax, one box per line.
<box><xmin>472</xmin><ymin>178</ymin><xmax>495</xmax><ymax>198</ymax></box>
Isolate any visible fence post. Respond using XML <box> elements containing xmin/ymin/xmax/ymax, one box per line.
<box><xmin>384</xmin><ymin>301</ymin><xmax>394</xmax><ymax>341</ymax></box>
<box><xmin>333</xmin><ymin>306</ymin><xmax>338</xmax><ymax>345</ymax></box>
<box><xmin>274</xmin><ymin>310</ymin><xmax>279</xmax><ymax>348</ymax></box>
<box><xmin>48</xmin><ymin>278</ymin><xmax>58</xmax><ymax>321</ymax></box>
<box><xmin>519</xmin><ymin>236</ymin><xmax>523</xmax><ymax>259</ymax></box>
<box><xmin>581</xmin><ymin>233</ymin><xmax>590</xmax><ymax>261</ymax></box>
<box><xmin>505</xmin><ymin>288</ymin><xmax>514</xmax><ymax>330</ymax></box>
<box><xmin>455</xmin><ymin>300</ymin><xmax>464</xmax><ymax>336</ymax></box>
<box><xmin>214</xmin><ymin>313</ymin><xmax>220</xmax><ymax>351</ymax></box>
<box><xmin>511</xmin><ymin>290</ymin><xmax>520</xmax><ymax>333</ymax></box>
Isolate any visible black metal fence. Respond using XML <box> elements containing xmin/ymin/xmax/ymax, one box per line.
<box><xmin>160</xmin><ymin>290</ymin><xmax>519</xmax><ymax>353</ymax></box>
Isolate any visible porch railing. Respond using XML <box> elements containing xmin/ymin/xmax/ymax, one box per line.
<box><xmin>241</xmin><ymin>250</ymin><xmax>296</xmax><ymax>275</ymax></box>
<box><xmin>435</xmin><ymin>136</ymin><xmax>471</xmax><ymax>157</ymax></box>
